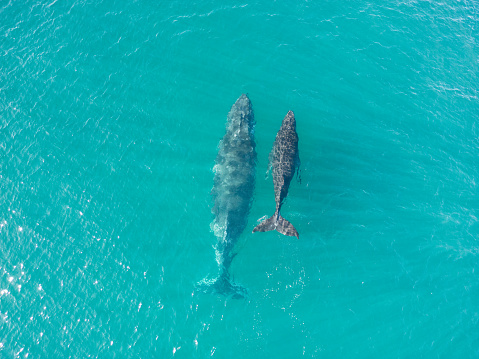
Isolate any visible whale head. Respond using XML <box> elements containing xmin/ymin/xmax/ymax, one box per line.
<box><xmin>281</xmin><ymin>110</ymin><xmax>296</xmax><ymax>131</ymax></box>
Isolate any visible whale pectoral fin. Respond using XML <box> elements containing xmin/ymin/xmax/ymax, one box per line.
<box><xmin>296</xmin><ymin>166</ymin><xmax>302</xmax><ymax>184</ymax></box>
<box><xmin>295</xmin><ymin>152</ymin><xmax>301</xmax><ymax>184</ymax></box>
<box><xmin>265</xmin><ymin>149</ymin><xmax>274</xmax><ymax>179</ymax></box>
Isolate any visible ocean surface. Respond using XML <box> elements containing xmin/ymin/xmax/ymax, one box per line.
<box><xmin>1</xmin><ymin>0</ymin><xmax>478</xmax><ymax>358</ymax></box>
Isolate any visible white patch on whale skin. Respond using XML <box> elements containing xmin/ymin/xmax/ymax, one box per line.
<box><xmin>214</xmin><ymin>247</ymin><xmax>222</xmax><ymax>265</ymax></box>
<box><xmin>211</xmin><ymin>221</ymin><xmax>227</xmax><ymax>239</ymax></box>
<box><xmin>257</xmin><ymin>215</ymin><xmax>268</xmax><ymax>223</ymax></box>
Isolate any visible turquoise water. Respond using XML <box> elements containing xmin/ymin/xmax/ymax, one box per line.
<box><xmin>1</xmin><ymin>0</ymin><xmax>478</xmax><ymax>357</ymax></box>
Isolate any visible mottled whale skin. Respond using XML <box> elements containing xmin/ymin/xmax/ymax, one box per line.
<box><xmin>253</xmin><ymin>110</ymin><xmax>300</xmax><ymax>238</ymax></box>
<box><xmin>197</xmin><ymin>94</ymin><xmax>256</xmax><ymax>299</ymax></box>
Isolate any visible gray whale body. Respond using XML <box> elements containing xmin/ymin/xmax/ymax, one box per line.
<box><xmin>253</xmin><ymin>110</ymin><xmax>300</xmax><ymax>238</ymax></box>
<box><xmin>197</xmin><ymin>94</ymin><xmax>256</xmax><ymax>299</ymax></box>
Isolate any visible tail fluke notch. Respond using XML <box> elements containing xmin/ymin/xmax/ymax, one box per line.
<box><xmin>253</xmin><ymin>213</ymin><xmax>299</xmax><ymax>238</ymax></box>
<box><xmin>196</xmin><ymin>270</ymin><xmax>247</xmax><ymax>299</ymax></box>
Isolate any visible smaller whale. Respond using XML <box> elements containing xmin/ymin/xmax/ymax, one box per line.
<box><xmin>253</xmin><ymin>110</ymin><xmax>300</xmax><ymax>238</ymax></box>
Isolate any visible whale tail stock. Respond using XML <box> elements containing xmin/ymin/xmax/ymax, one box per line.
<box><xmin>252</xmin><ymin>211</ymin><xmax>299</xmax><ymax>239</ymax></box>
<box><xmin>196</xmin><ymin>268</ymin><xmax>247</xmax><ymax>299</ymax></box>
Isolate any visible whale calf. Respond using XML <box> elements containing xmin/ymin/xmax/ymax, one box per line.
<box><xmin>253</xmin><ymin>110</ymin><xmax>300</xmax><ymax>238</ymax></box>
<box><xmin>197</xmin><ymin>94</ymin><xmax>256</xmax><ymax>298</ymax></box>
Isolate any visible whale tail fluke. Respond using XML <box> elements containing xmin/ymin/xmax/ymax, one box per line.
<box><xmin>196</xmin><ymin>269</ymin><xmax>247</xmax><ymax>299</ymax></box>
<box><xmin>253</xmin><ymin>212</ymin><xmax>299</xmax><ymax>239</ymax></box>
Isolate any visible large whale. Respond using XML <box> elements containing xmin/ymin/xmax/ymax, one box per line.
<box><xmin>197</xmin><ymin>94</ymin><xmax>256</xmax><ymax>298</ymax></box>
<box><xmin>253</xmin><ymin>110</ymin><xmax>300</xmax><ymax>238</ymax></box>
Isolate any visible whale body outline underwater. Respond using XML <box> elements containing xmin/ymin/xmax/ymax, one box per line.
<box><xmin>197</xmin><ymin>95</ymin><xmax>300</xmax><ymax>298</ymax></box>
